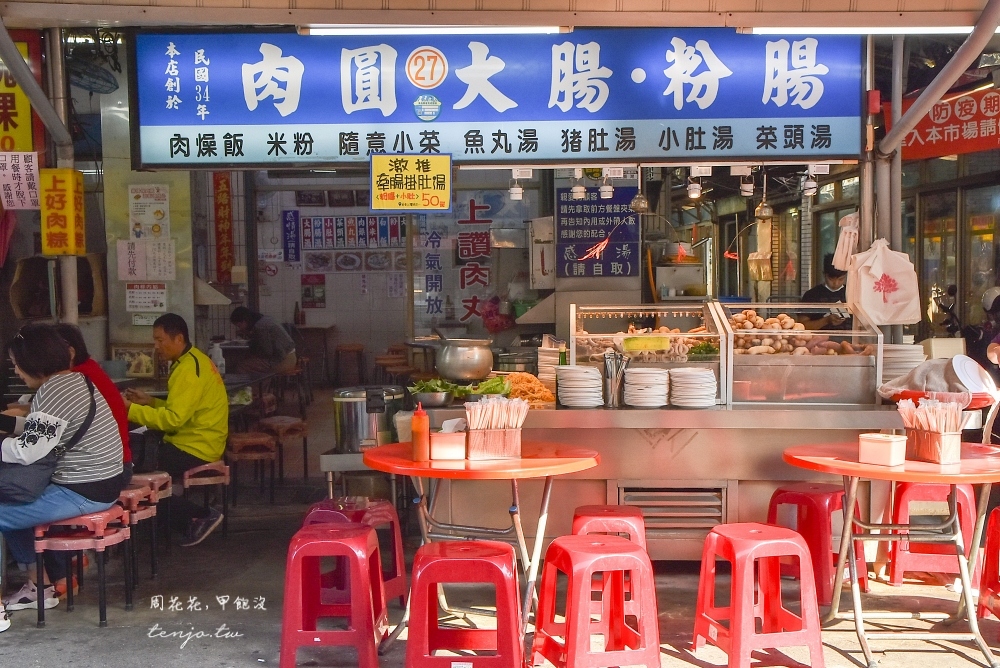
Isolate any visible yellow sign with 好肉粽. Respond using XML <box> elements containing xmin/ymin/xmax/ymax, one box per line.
<box><xmin>370</xmin><ymin>154</ymin><xmax>451</xmax><ymax>211</ymax></box>
<box><xmin>40</xmin><ymin>168</ymin><xmax>86</xmax><ymax>256</ymax></box>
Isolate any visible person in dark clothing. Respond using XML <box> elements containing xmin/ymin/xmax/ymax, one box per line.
<box><xmin>230</xmin><ymin>306</ymin><xmax>297</xmax><ymax>373</ymax></box>
<box><xmin>801</xmin><ymin>253</ymin><xmax>852</xmax><ymax>330</ymax></box>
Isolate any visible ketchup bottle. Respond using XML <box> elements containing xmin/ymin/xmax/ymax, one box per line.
<box><xmin>411</xmin><ymin>402</ymin><xmax>430</xmax><ymax>462</ymax></box>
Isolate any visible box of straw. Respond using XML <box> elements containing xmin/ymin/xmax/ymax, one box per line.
<box><xmin>906</xmin><ymin>429</ymin><xmax>962</xmax><ymax>465</ymax></box>
<box><xmin>465</xmin><ymin>396</ymin><xmax>529</xmax><ymax>460</ymax></box>
<box><xmin>467</xmin><ymin>429</ymin><xmax>521</xmax><ymax>460</ymax></box>
<box><xmin>897</xmin><ymin>398</ymin><xmax>965</xmax><ymax>465</ymax></box>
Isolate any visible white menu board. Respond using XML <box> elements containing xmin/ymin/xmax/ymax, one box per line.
<box><xmin>128</xmin><ymin>184</ymin><xmax>170</xmax><ymax>239</ymax></box>
<box><xmin>0</xmin><ymin>152</ymin><xmax>39</xmax><ymax>210</ymax></box>
<box><xmin>146</xmin><ymin>239</ymin><xmax>176</xmax><ymax>280</ymax></box>
<box><xmin>126</xmin><ymin>282</ymin><xmax>167</xmax><ymax>312</ymax></box>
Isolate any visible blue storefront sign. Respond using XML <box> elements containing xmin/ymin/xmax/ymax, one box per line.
<box><xmin>282</xmin><ymin>210</ymin><xmax>300</xmax><ymax>262</ymax></box>
<box><xmin>555</xmin><ymin>186</ymin><xmax>640</xmax><ymax>278</ymax></box>
<box><xmin>131</xmin><ymin>29</ymin><xmax>861</xmax><ymax>167</ymax></box>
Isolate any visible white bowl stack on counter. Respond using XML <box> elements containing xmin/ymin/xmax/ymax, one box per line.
<box><xmin>624</xmin><ymin>368</ymin><xmax>670</xmax><ymax>408</ymax></box>
<box><xmin>536</xmin><ymin>347</ymin><xmax>560</xmax><ymax>393</ymax></box>
<box><xmin>556</xmin><ymin>365</ymin><xmax>604</xmax><ymax>408</ymax></box>
<box><xmin>668</xmin><ymin>368</ymin><xmax>718</xmax><ymax>408</ymax></box>
<box><xmin>881</xmin><ymin>344</ymin><xmax>927</xmax><ymax>384</ymax></box>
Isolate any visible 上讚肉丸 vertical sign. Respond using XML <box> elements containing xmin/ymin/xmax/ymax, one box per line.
<box><xmin>130</xmin><ymin>30</ymin><xmax>861</xmax><ymax>167</ymax></box>
<box><xmin>40</xmin><ymin>168</ymin><xmax>85</xmax><ymax>256</ymax></box>
<box><xmin>213</xmin><ymin>172</ymin><xmax>233</xmax><ymax>283</ymax></box>
<box><xmin>370</xmin><ymin>154</ymin><xmax>451</xmax><ymax>210</ymax></box>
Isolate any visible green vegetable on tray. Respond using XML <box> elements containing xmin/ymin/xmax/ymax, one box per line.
<box><xmin>689</xmin><ymin>341</ymin><xmax>720</xmax><ymax>356</ymax></box>
<box><xmin>473</xmin><ymin>376</ymin><xmax>510</xmax><ymax>396</ymax></box>
<box><xmin>409</xmin><ymin>379</ymin><xmax>472</xmax><ymax>395</ymax></box>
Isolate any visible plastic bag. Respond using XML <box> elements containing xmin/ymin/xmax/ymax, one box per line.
<box><xmin>847</xmin><ymin>239</ymin><xmax>920</xmax><ymax>325</ymax></box>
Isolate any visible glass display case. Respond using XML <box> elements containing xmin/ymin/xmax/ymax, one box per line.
<box><xmin>718</xmin><ymin>302</ymin><xmax>883</xmax><ymax>405</ymax></box>
<box><xmin>569</xmin><ymin>303</ymin><xmax>729</xmax><ymax>404</ymax></box>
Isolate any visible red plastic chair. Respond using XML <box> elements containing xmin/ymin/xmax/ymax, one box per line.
<box><xmin>531</xmin><ymin>535</ymin><xmax>660</xmax><ymax>668</ymax></box>
<box><xmin>692</xmin><ymin>523</ymin><xmax>825</xmax><ymax>668</ymax></box>
<box><xmin>131</xmin><ymin>471</ymin><xmax>173</xmax><ymax>554</ymax></box>
<box><xmin>408</xmin><ymin>541</ymin><xmax>522</xmax><ymax>667</ymax></box>
<box><xmin>117</xmin><ymin>482</ymin><xmax>159</xmax><ymax>582</ymax></box>
<box><xmin>302</xmin><ymin>498</ymin><xmax>407</xmax><ymax>607</ymax></box>
<box><xmin>889</xmin><ymin>482</ymin><xmax>981</xmax><ymax>587</ymax></box>
<box><xmin>279</xmin><ymin>525</ymin><xmax>387</xmax><ymax>668</ymax></box>
<box><xmin>976</xmin><ymin>507</ymin><xmax>1000</xmax><ymax>630</ymax></box>
<box><xmin>182</xmin><ymin>461</ymin><xmax>230</xmax><ymax>537</ymax></box>
<box><xmin>34</xmin><ymin>505</ymin><xmax>134</xmax><ymax>628</ymax></box>
<box><xmin>766</xmin><ymin>482</ymin><xmax>869</xmax><ymax>606</ymax></box>
<box><xmin>572</xmin><ymin>504</ymin><xmax>647</xmax><ymax>616</ymax></box>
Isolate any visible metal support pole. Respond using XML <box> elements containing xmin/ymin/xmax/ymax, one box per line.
<box><xmin>890</xmin><ymin>35</ymin><xmax>906</xmax><ymax>345</ymax></box>
<box><xmin>858</xmin><ymin>35</ymin><xmax>875</xmax><ymax>252</ymax></box>
<box><xmin>47</xmin><ymin>29</ymin><xmax>78</xmax><ymax>325</ymax></box>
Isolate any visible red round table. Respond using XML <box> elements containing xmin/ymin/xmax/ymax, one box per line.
<box><xmin>364</xmin><ymin>441</ymin><xmax>600</xmax><ymax>641</ymax></box>
<box><xmin>784</xmin><ymin>442</ymin><xmax>1000</xmax><ymax>668</ymax></box>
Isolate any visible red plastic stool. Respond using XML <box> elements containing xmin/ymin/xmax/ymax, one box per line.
<box><xmin>279</xmin><ymin>525</ymin><xmax>387</xmax><ymax>668</ymax></box>
<box><xmin>889</xmin><ymin>482</ymin><xmax>981</xmax><ymax>586</ymax></box>
<box><xmin>977</xmin><ymin>508</ymin><xmax>1000</xmax><ymax>629</ymax></box>
<box><xmin>531</xmin><ymin>535</ymin><xmax>660</xmax><ymax>668</ymax></box>
<box><xmin>572</xmin><ymin>504</ymin><xmax>647</xmax><ymax>616</ymax></box>
<box><xmin>34</xmin><ymin>506</ymin><xmax>134</xmax><ymax>628</ymax></box>
<box><xmin>303</xmin><ymin>498</ymin><xmax>407</xmax><ymax>607</ymax></box>
<box><xmin>117</xmin><ymin>482</ymin><xmax>159</xmax><ymax>583</ymax></box>
<box><xmin>766</xmin><ymin>483</ymin><xmax>869</xmax><ymax>606</ymax></box>
<box><xmin>182</xmin><ymin>461</ymin><xmax>230</xmax><ymax>538</ymax></box>
<box><xmin>692</xmin><ymin>523</ymin><xmax>825</xmax><ymax>668</ymax></box>
<box><xmin>408</xmin><ymin>540</ymin><xmax>522</xmax><ymax>667</ymax></box>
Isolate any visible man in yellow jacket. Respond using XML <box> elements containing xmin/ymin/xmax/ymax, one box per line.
<box><xmin>124</xmin><ymin>313</ymin><xmax>229</xmax><ymax>547</ymax></box>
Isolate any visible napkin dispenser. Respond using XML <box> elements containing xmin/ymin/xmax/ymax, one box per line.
<box><xmin>430</xmin><ymin>418</ymin><xmax>467</xmax><ymax>461</ymax></box>
<box><xmin>858</xmin><ymin>433</ymin><xmax>907</xmax><ymax>467</ymax></box>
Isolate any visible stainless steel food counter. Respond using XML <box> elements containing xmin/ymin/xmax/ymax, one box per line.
<box><xmin>419</xmin><ymin>406</ymin><xmax>904</xmax><ymax>561</ymax></box>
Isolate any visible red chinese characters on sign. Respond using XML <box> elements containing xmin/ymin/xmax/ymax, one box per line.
<box><xmin>39</xmin><ymin>168</ymin><xmax>84</xmax><ymax>255</ymax></box>
<box><xmin>457</xmin><ymin>198</ymin><xmax>491</xmax><ymax>225</ymax></box>
<box><xmin>460</xmin><ymin>295</ymin><xmax>482</xmax><ymax>322</ymax></box>
<box><xmin>889</xmin><ymin>87</ymin><xmax>1000</xmax><ymax>160</ymax></box>
<box><xmin>459</xmin><ymin>261</ymin><xmax>490</xmax><ymax>289</ymax></box>
<box><xmin>456</xmin><ymin>230</ymin><xmax>490</xmax><ymax>260</ymax></box>
<box><xmin>213</xmin><ymin>172</ymin><xmax>233</xmax><ymax>284</ymax></box>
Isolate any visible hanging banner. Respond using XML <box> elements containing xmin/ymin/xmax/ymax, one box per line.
<box><xmin>371</xmin><ymin>154</ymin><xmax>451</xmax><ymax>211</ymax></box>
<box><xmin>889</xmin><ymin>87</ymin><xmax>1000</xmax><ymax>161</ymax></box>
<box><xmin>40</xmin><ymin>168</ymin><xmax>85</xmax><ymax>256</ymax></box>
<box><xmin>131</xmin><ymin>29</ymin><xmax>862</xmax><ymax>167</ymax></box>
<box><xmin>282</xmin><ymin>209</ymin><xmax>300</xmax><ymax>263</ymax></box>
<box><xmin>0</xmin><ymin>33</ymin><xmax>45</xmax><ymax>153</ymax></box>
<box><xmin>0</xmin><ymin>151</ymin><xmax>39</xmax><ymax>209</ymax></box>
<box><xmin>213</xmin><ymin>172</ymin><xmax>233</xmax><ymax>283</ymax></box>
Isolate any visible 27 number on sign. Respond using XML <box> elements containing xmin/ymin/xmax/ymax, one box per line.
<box><xmin>406</xmin><ymin>47</ymin><xmax>448</xmax><ymax>90</ymax></box>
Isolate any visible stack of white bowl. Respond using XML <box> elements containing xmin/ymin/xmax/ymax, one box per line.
<box><xmin>624</xmin><ymin>368</ymin><xmax>669</xmax><ymax>408</ymax></box>
<box><xmin>669</xmin><ymin>368</ymin><xmax>718</xmax><ymax>408</ymax></box>
<box><xmin>882</xmin><ymin>344</ymin><xmax>927</xmax><ymax>384</ymax></box>
<box><xmin>536</xmin><ymin>347</ymin><xmax>560</xmax><ymax>393</ymax></box>
<box><xmin>556</xmin><ymin>365</ymin><xmax>604</xmax><ymax>408</ymax></box>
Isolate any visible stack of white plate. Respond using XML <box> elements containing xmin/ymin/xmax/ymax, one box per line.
<box><xmin>669</xmin><ymin>368</ymin><xmax>718</xmax><ymax>408</ymax></box>
<box><xmin>537</xmin><ymin>347</ymin><xmax>559</xmax><ymax>393</ymax></box>
<box><xmin>882</xmin><ymin>344</ymin><xmax>927</xmax><ymax>383</ymax></box>
<box><xmin>556</xmin><ymin>365</ymin><xmax>604</xmax><ymax>407</ymax></box>
<box><xmin>624</xmin><ymin>368</ymin><xmax>669</xmax><ymax>408</ymax></box>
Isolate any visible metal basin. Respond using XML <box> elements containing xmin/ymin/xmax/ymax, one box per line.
<box><xmin>436</xmin><ymin>338</ymin><xmax>494</xmax><ymax>382</ymax></box>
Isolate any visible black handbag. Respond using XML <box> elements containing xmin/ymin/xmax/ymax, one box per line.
<box><xmin>0</xmin><ymin>378</ymin><xmax>96</xmax><ymax>504</ymax></box>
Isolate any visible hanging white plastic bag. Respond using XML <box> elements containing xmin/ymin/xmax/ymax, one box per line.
<box><xmin>832</xmin><ymin>212</ymin><xmax>859</xmax><ymax>271</ymax></box>
<box><xmin>847</xmin><ymin>239</ymin><xmax>920</xmax><ymax>325</ymax></box>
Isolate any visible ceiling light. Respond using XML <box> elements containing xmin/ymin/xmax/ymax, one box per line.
<box><xmin>749</xmin><ymin>26</ymin><xmax>978</xmax><ymax>35</ymax></box>
<box><xmin>755</xmin><ymin>174</ymin><xmax>773</xmax><ymax>220</ymax></box>
<box><xmin>300</xmin><ymin>25</ymin><xmax>566</xmax><ymax>36</ymax></box>
<box><xmin>570</xmin><ymin>168</ymin><xmax>586</xmax><ymax>200</ymax></box>
<box><xmin>687</xmin><ymin>178</ymin><xmax>702</xmax><ymax>199</ymax></box>
<box><xmin>509</xmin><ymin>183</ymin><xmax>523</xmax><ymax>201</ymax></box>
<box><xmin>599</xmin><ymin>182</ymin><xmax>614</xmax><ymax>199</ymax></box>
<box><xmin>630</xmin><ymin>191</ymin><xmax>649</xmax><ymax>213</ymax></box>
<box><xmin>740</xmin><ymin>177</ymin><xmax>754</xmax><ymax>198</ymax></box>
<box><xmin>803</xmin><ymin>176</ymin><xmax>818</xmax><ymax>198</ymax></box>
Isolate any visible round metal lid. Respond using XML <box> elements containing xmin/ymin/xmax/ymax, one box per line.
<box><xmin>332</xmin><ymin>385</ymin><xmax>405</xmax><ymax>402</ymax></box>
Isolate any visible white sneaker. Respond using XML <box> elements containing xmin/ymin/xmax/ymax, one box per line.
<box><xmin>0</xmin><ymin>605</ymin><xmax>9</xmax><ymax>632</ymax></box>
<box><xmin>3</xmin><ymin>581</ymin><xmax>59</xmax><ymax>611</ymax></box>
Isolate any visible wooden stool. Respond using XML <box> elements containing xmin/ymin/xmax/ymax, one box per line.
<box><xmin>34</xmin><ymin>506</ymin><xmax>133</xmax><ymax>627</ymax></box>
<box><xmin>386</xmin><ymin>344</ymin><xmax>409</xmax><ymax>357</ymax></box>
<box><xmin>117</xmin><ymin>482</ymin><xmax>159</xmax><ymax>583</ymax></box>
<box><xmin>385</xmin><ymin>365</ymin><xmax>418</xmax><ymax>386</ymax></box>
<box><xmin>335</xmin><ymin>344</ymin><xmax>366</xmax><ymax>387</ymax></box>
<box><xmin>532</xmin><ymin>534</ymin><xmax>660</xmax><ymax>668</ymax></box>
<box><xmin>373</xmin><ymin>355</ymin><xmax>407</xmax><ymax>384</ymax></box>
<box><xmin>227</xmin><ymin>432</ymin><xmax>278</xmax><ymax>505</ymax></box>
<box><xmin>408</xmin><ymin>541</ymin><xmax>522</xmax><ymax>667</ymax></box>
<box><xmin>182</xmin><ymin>461</ymin><xmax>230</xmax><ymax>537</ymax></box>
<box><xmin>279</xmin><ymin>525</ymin><xmax>387</xmax><ymax>668</ymax></box>
<box><xmin>692</xmin><ymin>522</ymin><xmax>825</xmax><ymax>668</ymax></box>
<box><xmin>131</xmin><ymin>471</ymin><xmax>172</xmax><ymax>554</ymax></box>
<box><xmin>258</xmin><ymin>415</ymin><xmax>309</xmax><ymax>480</ymax></box>
<box><xmin>277</xmin><ymin>360</ymin><xmax>310</xmax><ymax>417</ymax></box>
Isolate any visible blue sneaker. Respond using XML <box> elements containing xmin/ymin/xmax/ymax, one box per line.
<box><xmin>180</xmin><ymin>508</ymin><xmax>224</xmax><ymax>547</ymax></box>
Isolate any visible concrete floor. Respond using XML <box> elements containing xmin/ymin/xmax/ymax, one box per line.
<box><xmin>2</xmin><ymin>389</ymin><xmax>1000</xmax><ymax>668</ymax></box>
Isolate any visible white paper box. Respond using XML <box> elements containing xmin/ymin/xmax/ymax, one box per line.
<box><xmin>859</xmin><ymin>433</ymin><xmax>907</xmax><ymax>467</ymax></box>
<box><xmin>430</xmin><ymin>431</ymin><xmax>466</xmax><ymax>461</ymax></box>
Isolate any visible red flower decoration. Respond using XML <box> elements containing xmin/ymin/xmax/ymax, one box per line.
<box><xmin>873</xmin><ymin>273</ymin><xmax>899</xmax><ymax>303</ymax></box>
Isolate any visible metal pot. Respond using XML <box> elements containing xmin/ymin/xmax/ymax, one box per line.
<box><xmin>435</xmin><ymin>338</ymin><xmax>494</xmax><ymax>382</ymax></box>
<box><xmin>496</xmin><ymin>352</ymin><xmax>537</xmax><ymax>374</ymax></box>
<box><xmin>332</xmin><ymin>385</ymin><xmax>404</xmax><ymax>453</ymax></box>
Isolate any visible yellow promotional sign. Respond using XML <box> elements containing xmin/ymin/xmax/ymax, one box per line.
<box><xmin>0</xmin><ymin>43</ymin><xmax>36</xmax><ymax>152</ymax></box>
<box><xmin>370</xmin><ymin>154</ymin><xmax>451</xmax><ymax>211</ymax></box>
<box><xmin>40</xmin><ymin>168</ymin><xmax>85</xmax><ymax>255</ymax></box>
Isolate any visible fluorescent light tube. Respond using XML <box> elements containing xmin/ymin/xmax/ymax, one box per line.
<box><xmin>750</xmin><ymin>26</ymin><xmax>977</xmax><ymax>35</ymax></box>
<box><xmin>301</xmin><ymin>25</ymin><xmax>565</xmax><ymax>36</ymax></box>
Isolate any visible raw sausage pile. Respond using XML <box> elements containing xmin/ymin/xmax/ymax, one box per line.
<box><xmin>727</xmin><ymin>309</ymin><xmax>875</xmax><ymax>357</ymax></box>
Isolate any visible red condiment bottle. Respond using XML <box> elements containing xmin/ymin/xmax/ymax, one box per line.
<box><xmin>411</xmin><ymin>402</ymin><xmax>430</xmax><ymax>462</ymax></box>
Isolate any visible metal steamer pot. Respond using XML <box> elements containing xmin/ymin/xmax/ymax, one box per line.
<box><xmin>434</xmin><ymin>338</ymin><xmax>494</xmax><ymax>382</ymax></box>
<box><xmin>332</xmin><ymin>386</ymin><xmax>405</xmax><ymax>453</ymax></box>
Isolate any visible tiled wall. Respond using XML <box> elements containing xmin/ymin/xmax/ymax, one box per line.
<box><xmin>256</xmin><ymin>190</ymin><xmax>410</xmax><ymax>369</ymax></box>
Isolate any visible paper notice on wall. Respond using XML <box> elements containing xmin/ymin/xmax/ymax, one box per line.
<box><xmin>117</xmin><ymin>239</ymin><xmax>175</xmax><ymax>280</ymax></box>
<box><xmin>146</xmin><ymin>239</ymin><xmax>176</xmax><ymax>280</ymax></box>
<box><xmin>0</xmin><ymin>152</ymin><xmax>39</xmax><ymax>209</ymax></box>
<box><xmin>258</xmin><ymin>248</ymin><xmax>284</xmax><ymax>262</ymax></box>
<box><xmin>126</xmin><ymin>283</ymin><xmax>167</xmax><ymax>312</ymax></box>
<box><xmin>117</xmin><ymin>240</ymin><xmax>147</xmax><ymax>280</ymax></box>
<box><xmin>388</xmin><ymin>272</ymin><xmax>406</xmax><ymax>299</ymax></box>
<box><xmin>129</xmin><ymin>184</ymin><xmax>169</xmax><ymax>239</ymax></box>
